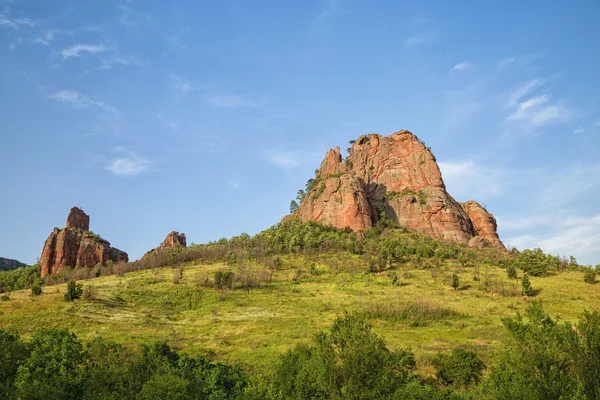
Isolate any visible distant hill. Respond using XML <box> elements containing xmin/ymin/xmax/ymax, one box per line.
<box><xmin>0</xmin><ymin>257</ymin><xmax>27</xmax><ymax>271</ymax></box>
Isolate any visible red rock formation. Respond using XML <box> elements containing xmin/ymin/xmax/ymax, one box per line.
<box><xmin>40</xmin><ymin>208</ymin><xmax>128</xmax><ymax>277</ymax></box>
<box><xmin>140</xmin><ymin>231</ymin><xmax>187</xmax><ymax>261</ymax></box>
<box><xmin>289</xmin><ymin>130</ymin><xmax>504</xmax><ymax>249</ymax></box>
<box><xmin>460</xmin><ymin>201</ymin><xmax>504</xmax><ymax>248</ymax></box>
<box><xmin>66</xmin><ymin>207</ymin><xmax>89</xmax><ymax>230</ymax></box>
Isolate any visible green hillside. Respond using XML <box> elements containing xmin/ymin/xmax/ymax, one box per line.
<box><xmin>1</xmin><ymin>220</ymin><xmax>599</xmax><ymax>398</ymax></box>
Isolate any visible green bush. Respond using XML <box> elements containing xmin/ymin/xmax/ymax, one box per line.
<box><xmin>31</xmin><ymin>282</ymin><xmax>42</xmax><ymax>296</ymax></box>
<box><xmin>432</xmin><ymin>348</ymin><xmax>485</xmax><ymax>388</ymax></box>
<box><xmin>64</xmin><ymin>280</ymin><xmax>83</xmax><ymax>301</ymax></box>
<box><xmin>521</xmin><ymin>274</ymin><xmax>533</xmax><ymax>296</ymax></box>
<box><xmin>506</xmin><ymin>264</ymin><xmax>517</xmax><ymax>279</ymax></box>
<box><xmin>584</xmin><ymin>268</ymin><xmax>596</xmax><ymax>284</ymax></box>
<box><xmin>451</xmin><ymin>273</ymin><xmax>460</xmax><ymax>290</ymax></box>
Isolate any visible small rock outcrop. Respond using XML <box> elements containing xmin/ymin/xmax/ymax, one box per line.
<box><xmin>40</xmin><ymin>207</ymin><xmax>128</xmax><ymax>277</ymax></box>
<box><xmin>289</xmin><ymin>130</ymin><xmax>505</xmax><ymax>249</ymax></box>
<box><xmin>140</xmin><ymin>231</ymin><xmax>187</xmax><ymax>261</ymax></box>
<box><xmin>460</xmin><ymin>201</ymin><xmax>504</xmax><ymax>248</ymax></box>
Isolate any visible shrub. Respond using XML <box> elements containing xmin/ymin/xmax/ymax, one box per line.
<box><xmin>82</xmin><ymin>285</ymin><xmax>98</xmax><ymax>300</ymax></box>
<box><xmin>64</xmin><ymin>280</ymin><xmax>83</xmax><ymax>301</ymax></box>
<box><xmin>451</xmin><ymin>273</ymin><xmax>460</xmax><ymax>290</ymax></box>
<box><xmin>506</xmin><ymin>264</ymin><xmax>517</xmax><ymax>279</ymax></box>
<box><xmin>432</xmin><ymin>347</ymin><xmax>485</xmax><ymax>388</ymax></box>
<box><xmin>521</xmin><ymin>274</ymin><xmax>533</xmax><ymax>296</ymax></box>
<box><xmin>214</xmin><ymin>270</ymin><xmax>234</xmax><ymax>289</ymax></box>
<box><xmin>584</xmin><ymin>268</ymin><xmax>596</xmax><ymax>284</ymax></box>
<box><xmin>31</xmin><ymin>282</ymin><xmax>42</xmax><ymax>296</ymax></box>
<box><xmin>172</xmin><ymin>267</ymin><xmax>183</xmax><ymax>284</ymax></box>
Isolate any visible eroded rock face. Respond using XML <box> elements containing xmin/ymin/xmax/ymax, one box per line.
<box><xmin>289</xmin><ymin>130</ymin><xmax>504</xmax><ymax>249</ymax></box>
<box><xmin>460</xmin><ymin>201</ymin><xmax>504</xmax><ymax>248</ymax></box>
<box><xmin>40</xmin><ymin>208</ymin><xmax>128</xmax><ymax>277</ymax></box>
<box><xmin>140</xmin><ymin>231</ymin><xmax>187</xmax><ymax>261</ymax></box>
<box><xmin>66</xmin><ymin>207</ymin><xmax>89</xmax><ymax>230</ymax></box>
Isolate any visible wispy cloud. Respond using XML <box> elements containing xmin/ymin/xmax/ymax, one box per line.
<box><xmin>47</xmin><ymin>90</ymin><xmax>117</xmax><ymax>114</ymax></box>
<box><xmin>574</xmin><ymin>127</ymin><xmax>584</xmax><ymax>134</ymax></box>
<box><xmin>117</xmin><ymin>4</ymin><xmax>158</xmax><ymax>29</ymax></box>
<box><xmin>0</xmin><ymin>14</ymin><xmax>34</xmax><ymax>29</ymax></box>
<box><xmin>168</xmin><ymin>73</ymin><xmax>193</xmax><ymax>93</ymax></box>
<box><xmin>504</xmin><ymin>80</ymin><xmax>571</xmax><ymax>132</ymax></box>
<box><xmin>404</xmin><ymin>32</ymin><xmax>434</xmax><ymax>46</ymax></box>
<box><xmin>506</xmin><ymin>214</ymin><xmax>600</xmax><ymax>265</ymax></box>
<box><xmin>205</xmin><ymin>95</ymin><xmax>256</xmax><ymax>108</ymax></box>
<box><xmin>267</xmin><ymin>153</ymin><xmax>300</xmax><ymax>169</ymax></box>
<box><xmin>451</xmin><ymin>61</ymin><xmax>471</xmax><ymax>71</ymax></box>
<box><xmin>316</xmin><ymin>0</ymin><xmax>342</xmax><ymax>21</ymax></box>
<box><xmin>105</xmin><ymin>146</ymin><xmax>151</xmax><ymax>176</ymax></box>
<box><xmin>61</xmin><ymin>44</ymin><xmax>107</xmax><ymax>58</ymax></box>
<box><xmin>438</xmin><ymin>159</ymin><xmax>505</xmax><ymax>200</ymax></box>
<box><xmin>228</xmin><ymin>180</ymin><xmax>240</xmax><ymax>190</ymax></box>
<box><xmin>594</xmin><ymin>118</ymin><xmax>600</xmax><ymax>127</ymax></box>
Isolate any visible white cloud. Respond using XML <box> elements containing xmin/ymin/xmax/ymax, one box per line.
<box><xmin>0</xmin><ymin>14</ymin><xmax>34</xmax><ymax>29</ymax></box>
<box><xmin>105</xmin><ymin>147</ymin><xmax>151</xmax><ymax>177</ymax></box>
<box><xmin>504</xmin><ymin>81</ymin><xmax>571</xmax><ymax>129</ymax></box>
<box><xmin>47</xmin><ymin>90</ymin><xmax>117</xmax><ymax>114</ymax></box>
<box><xmin>505</xmin><ymin>79</ymin><xmax>544</xmax><ymax>108</ymax></box>
<box><xmin>316</xmin><ymin>0</ymin><xmax>342</xmax><ymax>21</ymax></box>
<box><xmin>505</xmin><ymin>214</ymin><xmax>600</xmax><ymax>265</ymax></box>
<box><xmin>451</xmin><ymin>61</ymin><xmax>471</xmax><ymax>71</ymax></box>
<box><xmin>573</xmin><ymin>127</ymin><xmax>584</xmax><ymax>134</ymax></box>
<box><xmin>438</xmin><ymin>159</ymin><xmax>504</xmax><ymax>199</ymax></box>
<box><xmin>61</xmin><ymin>44</ymin><xmax>106</xmax><ymax>58</ymax></box>
<box><xmin>206</xmin><ymin>95</ymin><xmax>256</xmax><ymax>108</ymax></box>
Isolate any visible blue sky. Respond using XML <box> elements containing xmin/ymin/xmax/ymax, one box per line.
<box><xmin>1</xmin><ymin>0</ymin><xmax>600</xmax><ymax>266</ymax></box>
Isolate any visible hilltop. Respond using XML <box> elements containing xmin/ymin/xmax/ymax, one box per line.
<box><xmin>0</xmin><ymin>257</ymin><xmax>26</xmax><ymax>271</ymax></box>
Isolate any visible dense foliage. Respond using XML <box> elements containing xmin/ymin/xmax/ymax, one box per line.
<box><xmin>0</xmin><ymin>328</ymin><xmax>248</xmax><ymax>400</ymax></box>
<box><xmin>482</xmin><ymin>302</ymin><xmax>600</xmax><ymax>400</ymax></box>
<box><xmin>0</xmin><ymin>264</ymin><xmax>40</xmax><ymax>293</ymax></box>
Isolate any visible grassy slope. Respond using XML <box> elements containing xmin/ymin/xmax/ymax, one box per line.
<box><xmin>1</xmin><ymin>257</ymin><xmax>598</xmax><ymax>376</ymax></box>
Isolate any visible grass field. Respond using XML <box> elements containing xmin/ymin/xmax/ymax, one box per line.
<box><xmin>1</xmin><ymin>255</ymin><xmax>598</xmax><ymax>376</ymax></box>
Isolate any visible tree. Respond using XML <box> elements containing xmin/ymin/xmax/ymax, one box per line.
<box><xmin>483</xmin><ymin>302</ymin><xmax>579</xmax><ymax>400</ymax></box>
<box><xmin>506</xmin><ymin>264</ymin><xmax>517</xmax><ymax>279</ymax></box>
<box><xmin>521</xmin><ymin>274</ymin><xmax>533</xmax><ymax>296</ymax></box>
<box><xmin>584</xmin><ymin>268</ymin><xmax>596</xmax><ymax>284</ymax></box>
<box><xmin>571</xmin><ymin>310</ymin><xmax>600</xmax><ymax>399</ymax></box>
<box><xmin>269</xmin><ymin>313</ymin><xmax>417</xmax><ymax>399</ymax></box>
<box><xmin>0</xmin><ymin>329</ymin><xmax>28</xmax><ymax>399</ymax></box>
<box><xmin>289</xmin><ymin>200</ymin><xmax>299</xmax><ymax>214</ymax></box>
<box><xmin>15</xmin><ymin>328</ymin><xmax>85</xmax><ymax>399</ymax></box>
<box><xmin>451</xmin><ymin>273</ymin><xmax>460</xmax><ymax>290</ymax></box>
<box><xmin>64</xmin><ymin>280</ymin><xmax>83</xmax><ymax>301</ymax></box>
<box><xmin>432</xmin><ymin>348</ymin><xmax>485</xmax><ymax>388</ymax></box>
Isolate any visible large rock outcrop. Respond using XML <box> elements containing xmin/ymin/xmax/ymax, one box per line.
<box><xmin>40</xmin><ymin>207</ymin><xmax>128</xmax><ymax>277</ymax></box>
<box><xmin>140</xmin><ymin>231</ymin><xmax>187</xmax><ymax>261</ymax></box>
<box><xmin>290</xmin><ymin>130</ymin><xmax>504</xmax><ymax>249</ymax></box>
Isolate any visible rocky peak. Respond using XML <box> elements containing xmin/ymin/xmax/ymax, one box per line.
<box><xmin>140</xmin><ymin>231</ymin><xmax>187</xmax><ymax>261</ymax></box>
<box><xmin>40</xmin><ymin>207</ymin><xmax>128</xmax><ymax>277</ymax></box>
<box><xmin>66</xmin><ymin>207</ymin><xmax>89</xmax><ymax>230</ymax></box>
<box><xmin>289</xmin><ymin>129</ymin><xmax>504</xmax><ymax>249</ymax></box>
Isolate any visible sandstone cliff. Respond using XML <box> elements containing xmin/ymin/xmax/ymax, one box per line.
<box><xmin>140</xmin><ymin>231</ymin><xmax>187</xmax><ymax>261</ymax></box>
<box><xmin>40</xmin><ymin>207</ymin><xmax>128</xmax><ymax>277</ymax></box>
<box><xmin>290</xmin><ymin>130</ymin><xmax>504</xmax><ymax>249</ymax></box>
